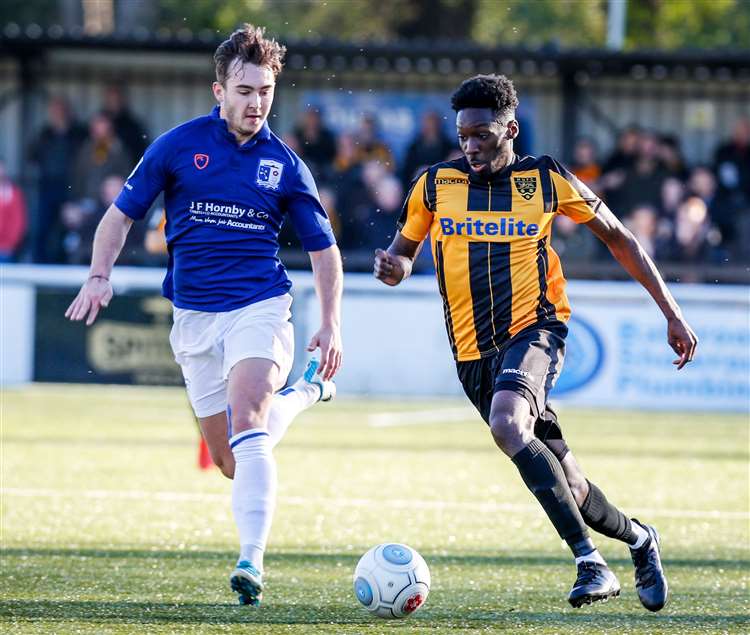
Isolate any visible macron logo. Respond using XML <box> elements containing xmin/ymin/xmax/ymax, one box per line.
<box><xmin>502</xmin><ymin>368</ymin><xmax>529</xmax><ymax>378</ymax></box>
<box><xmin>440</xmin><ymin>216</ymin><xmax>539</xmax><ymax>237</ymax></box>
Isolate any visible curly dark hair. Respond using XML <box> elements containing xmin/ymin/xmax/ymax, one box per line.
<box><xmin>214</xmin><ymin>24</ymin><xmax>286</xmax><ymax>84</ymax></box>
<box><xmin>450</xmin><ymin>74</ymin><xmax>519</xmax><ymax>121</ymax></box>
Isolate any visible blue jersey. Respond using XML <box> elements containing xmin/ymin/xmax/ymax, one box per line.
<box><xmin>115</xmin><ymin>106</ymin><xmax>336</xmax><ymax>312</ymax></box>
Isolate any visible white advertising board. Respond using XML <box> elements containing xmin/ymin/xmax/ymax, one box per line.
<box><xmin>552</xmin><ymin>283</ymin><xmax>749</xmax><ymax>412</ymax></box>
<box><xmin>302</xmin><ymin>277</ymin><xmax>748</xmax><ymax>413</ymax></box>
<box><xmin>2</xmin><ymin>266</ymin><xmax>748</xmax><ymax>412</ymax></box>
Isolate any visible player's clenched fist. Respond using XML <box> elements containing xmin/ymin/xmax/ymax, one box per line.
<box><xmin>64</xmin><ymin>277</ymin><xmax>113</xmax><ymax>326</ymax></box>
<box><xmin>373</xmin><ymin>248</ymin><xmax>405</xmax><ymax>286</ymax></box>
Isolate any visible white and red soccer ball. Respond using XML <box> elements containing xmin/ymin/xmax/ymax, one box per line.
<box><xmin>353</xmin><ymin>543</ymin><xmax>430</xmax><ymax>619</ymax></box>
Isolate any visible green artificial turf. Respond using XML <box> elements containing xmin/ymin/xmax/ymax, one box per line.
<box><xmin>2</xmin><ymin>384</ymin><xmax>748</xmax><ymax>634</ymax></box>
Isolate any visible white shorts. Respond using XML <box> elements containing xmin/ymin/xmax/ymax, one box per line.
<box><xmin>169</xmin><ymin>294</ymin><xmax>294</xmax><ymax>418</ymax></box>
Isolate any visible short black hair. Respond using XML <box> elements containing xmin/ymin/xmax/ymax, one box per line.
<box><xmin>450</xmin><ymin>74</ymin><xmax>519</xmax><ymax>121</ymax></box>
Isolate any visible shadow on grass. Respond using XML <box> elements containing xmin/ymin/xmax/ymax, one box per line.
<box><xmin>1</xmin><ymin>600</ymin><xmax>749</xmax><ymax>627</ymax></box>
<box><xmin>2</xmin><ymin>547</ymin><xmax>748</xmax><ymax>571</ymax></box>
<box><xmin>280</xmin><ymin>441</ymin><xmax>750</xmax><ymax>462</ymax></box>
<box><xmin>4</xmin><ymin>436</ymin><xmax>748</xmax><ymax>461</ymax></box>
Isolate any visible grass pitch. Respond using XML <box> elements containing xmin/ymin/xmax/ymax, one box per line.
<box><xmin>1</xmin><ymin>384</ymin><xmax>748</xmax><ymax>634</ymax></box>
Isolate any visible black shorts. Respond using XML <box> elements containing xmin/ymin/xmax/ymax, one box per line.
<box><xmin>456</xmin><ymin>321</ymin><xmax>570</xmax><ymax>460</ymax></box>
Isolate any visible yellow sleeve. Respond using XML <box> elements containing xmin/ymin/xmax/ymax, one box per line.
<box><xmin>396</xmin><ymin>171</ymin><xmax>433</xmax><ymax>242</ymax></box>
<box><xmin>551</xmin><ymin>169</ymin><xmax>601</xmax><ymax>224</ymax></box>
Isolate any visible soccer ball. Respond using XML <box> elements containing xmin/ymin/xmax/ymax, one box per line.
<box><xmin>353</xmin><ymin>543</ymin><xmax>430</xmax><ymax>619</ymax></box>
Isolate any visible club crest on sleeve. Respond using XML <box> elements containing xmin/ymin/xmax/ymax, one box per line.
<box><xmin>514</xmin><ymin>176</ymin><xmax>537</xmax><ymax>200</ymax></box>
<box><xmin>257</xmin><ymin>159</ymin><xmax>284</xmax><ymax>190</ymax></box>
<box><xmin>194</xmin><ymin>153</ymin><xmax>210</xmax><ymax>170</ymax></box>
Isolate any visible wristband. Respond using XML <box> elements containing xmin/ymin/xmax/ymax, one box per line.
<box><xmin>88</xmin><ymin>275</ymin><xmax>109</xmax><ymax>282</ymax></box>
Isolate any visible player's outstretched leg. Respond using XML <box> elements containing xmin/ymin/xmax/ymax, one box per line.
<box><xmin>557</xmin><ymin>451</ymin><xmax>668</xmax><ymax>611</ymax></box>
<box><xmin>266</xmin><ymin>358</ymin><xmax>336</xmax><ymax>448</ymax></box>
<box><xmin>491</xmin><ymin>393</ymin><xmax>619</xmax><ymax>607</ymax></box>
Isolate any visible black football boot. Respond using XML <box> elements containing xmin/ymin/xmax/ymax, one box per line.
<box><xmin>630</xmin><ymin>519</ymin><xmax>669</xmax><ymax>611</ymax></box>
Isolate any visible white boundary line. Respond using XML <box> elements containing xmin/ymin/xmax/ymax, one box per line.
<box><xmin>2</xmin><ymin>488</ymin><xmax>748</xmax><ymax>521</ymax></box>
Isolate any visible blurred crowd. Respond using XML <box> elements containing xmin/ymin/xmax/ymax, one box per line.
<box><xmin>560</xmin><ymin>122</ymin><xmax>750</xmax><ymax>267</ymax></box>
<box><xmin>2</xmin><ymin>87</ymin><xmax>152</xmax><ymax>265</ymax></box>
<box><xmin>1</xmin><ymin>91</ymin><xmax>748</xmax><ymax>274</ymax></box>
<box><xmin>279</xmin><ymin>109</ymin><xmax>462</xmax><ymax>255</ymax></box>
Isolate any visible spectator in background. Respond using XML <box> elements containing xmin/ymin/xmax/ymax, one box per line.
<box><xmin>72</xmin><ymin>113</ymin><xmax>131</xmax><ymax>204</ymax></box>
<box><xmin>570</xmin><ymin>137</ymin><xmax>601</xmax><ymax>191</ymax></box>
<box><xmin>657</xmin><ymin>134</ymin><xmax>688</xmax><ymax>180</ymax></box>
<box><xmin>318</xmin><ymin>186</ymin><xmax>341</xmax><ymax>239</ymax></box>
<box><xmin>354</xmin><ymin>114</ymin><xmax>395</xmax><ymax>172</ymax></box>
<box><xmin>361</xmin><ymin>161</ymin><xmax>403</xmax><ymax>247</ymax></box>
<box><xmin>623</xmin><ymin>204</ymin><xmax>667</xmax><ymax>260</ymax></box>
<box><xmin>332</xmin><ymin>132</ymin><xmax>358</xmax><ymax>174</ymax></box>
<box><xmin>401</xmin><ymin>111</ymin><xmax>454</xmax><ymax>186</ymax></box>
<box><xmin>608</xmin><ymin>130</ymin><xmax>668</xmax><ymax>219</ymax></box>
<box><xmin>602</xmin><ymin>125</ymin><xmax>640</xmax><ymax>174</ymax></box>
<box><xmin>143</xmin><ymin>208</ymin><xmax>168</xmax><ymax>261</ymax></box>
<box><xmin>688</xmin><ymin>167</ymin><xmax>718</xmax><ymax>209</ymax></box>
<box><xmin>599</xmin><ymin>125</ymin><xmax>640</xmax><ymax>211</ymax></box>
<box><xmin>102</xmin><ymin>85</ymin><xmax>149</xmax><ymax>163</ymax></box>
<box><xmin>293</xmin><ymin>107</ymin><xmax>337</xmax><ymax>182</ymax></box>
<box><xmin>660</xmin><ymin>177</ymin><xmax>686</xmax><ymax>218</ymax></box>
<box><xmin>334</xmin><ymin>157</ymin><xmax>402</xmax><ymax>251</ymax></box>
<box><xmin>28</xmin><ymin>95</ymin><xmax>86</xmax><ymax>262</ymax></box>
<box><xmin>62</xmin><ymin>174</ymin><xmax>144</xmax><ymax>265</ymax></box>
<box><xmin>714</xmin><ymin>118</ymin><xmax>750</xmax><ymax>201</ymax></box>
<box><xmin>663</xmin><ymin>196</ymin><xmax>719</xmax><ymax>264</ymax></box>
<box><xmin>713</xmin><ymin>118</ymin><xmax>750</xmax><ymax>254</ymax></box>
<box><xmin>0</xmin><ymin>160</ymin><xmax>28</xmax><ymax>262</ymax></box>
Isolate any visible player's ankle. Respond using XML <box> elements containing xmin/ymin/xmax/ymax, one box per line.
<box><xmin>575</xmin><ymin>548</ymin><xmax>607</xmax><ymax>567</ymax></box>
<box><xmin>628</xmin><ymin>518</ymin><xmax>650</xmax><ymax>550</ymax></box>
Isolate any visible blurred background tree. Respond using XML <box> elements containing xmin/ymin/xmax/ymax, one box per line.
<box><xmin>1</xmin><ymin>0</ymin><xmax>748</xmax><ymax>49</ymax></box>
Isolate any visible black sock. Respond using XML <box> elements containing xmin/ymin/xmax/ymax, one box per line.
<box><xmin>579</xmin><ymin>480</ymin><xmax>637</xmax><ymax>545</ymax></box>
<box><xmin>512</xmin><ymin>439</ymin><xmax>594</xmax><ymax>558</ymax></box>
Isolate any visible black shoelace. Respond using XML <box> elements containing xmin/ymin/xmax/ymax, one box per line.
<box><xmin>576</xmin><ymin>561</ymin><xmax>601</xmax><ymax>586</ymax></box>
<box><xmin>632</xmin><ymin>542</ymin><xmax>658</xmax><ymax>588</ymax></box>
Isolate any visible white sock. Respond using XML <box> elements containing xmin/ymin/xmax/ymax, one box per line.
<box><xmin>629</xmin><ymin>520</ymin><xmax>650</xmax><ymax>550</ymax></box>
<box><xmin>575</xmin><ymin>548</ymin><xmax>607</xmax><ymax>566</ymax></box>
<box><xmin>266</xmin><ymin>379</ymin><xmax>320</xmax><ymax>448</ymax></box>
<box><xmin>230</xmin><ymin>430</ymin><xmax>276</xmax><ymax>573</ymax></box>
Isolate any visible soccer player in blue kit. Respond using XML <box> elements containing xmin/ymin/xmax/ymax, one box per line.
<box><xmin>66</xmin><ymin>25</ymin><xmax>343</xmax><ymax>606</ymax></box>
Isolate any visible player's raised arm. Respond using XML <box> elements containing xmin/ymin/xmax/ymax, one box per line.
<box><xmin>584</xmin><ymin>205</ymin><xmax>698</xmax><ymax>369</ymax></box>
<box><xmin>373</xmin><ymin>233</ymin><xmax>422</xmax><ymax>286</ymax></box>
<box><xmin>64</xmin><ymin>204</ymin><xmax>133</xmax><ymax>326</ymax></box>
<box><xmin>307</xmin><ymin>244</ymin><xmax>343</xmax><ymax>381</ymax></box>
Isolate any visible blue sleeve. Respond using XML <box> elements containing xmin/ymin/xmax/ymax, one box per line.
<box><xmin>115</xmin><ymin>133</ymin><xmax>171</xmax><ymax>221</ymax></box>
<box><xmin>285</xmin><ymin>158</ymin><xmax>336</xmax><ymax>251</ymax></box>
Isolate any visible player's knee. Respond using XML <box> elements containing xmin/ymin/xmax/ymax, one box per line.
<box><xmin>230</xmin><ymin>392</ymin><xmax>273</xmax><ymax>431</ymax></box>
<box><xmin>489</xmin><ymin>411</ymin><xmax>532</xmax><ymax>454</ymax></box>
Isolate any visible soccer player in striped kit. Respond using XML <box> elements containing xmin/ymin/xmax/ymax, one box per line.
<box><xmin>375</xmin><ymin>74</ymin><xmax>697</xmax><ymax>610</ymax></box>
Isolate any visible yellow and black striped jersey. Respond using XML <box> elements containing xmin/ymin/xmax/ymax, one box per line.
<box><xmin>397</xmin><ymin>154</ymin><xmax>602</xmax><ymax>362</ymax></box>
